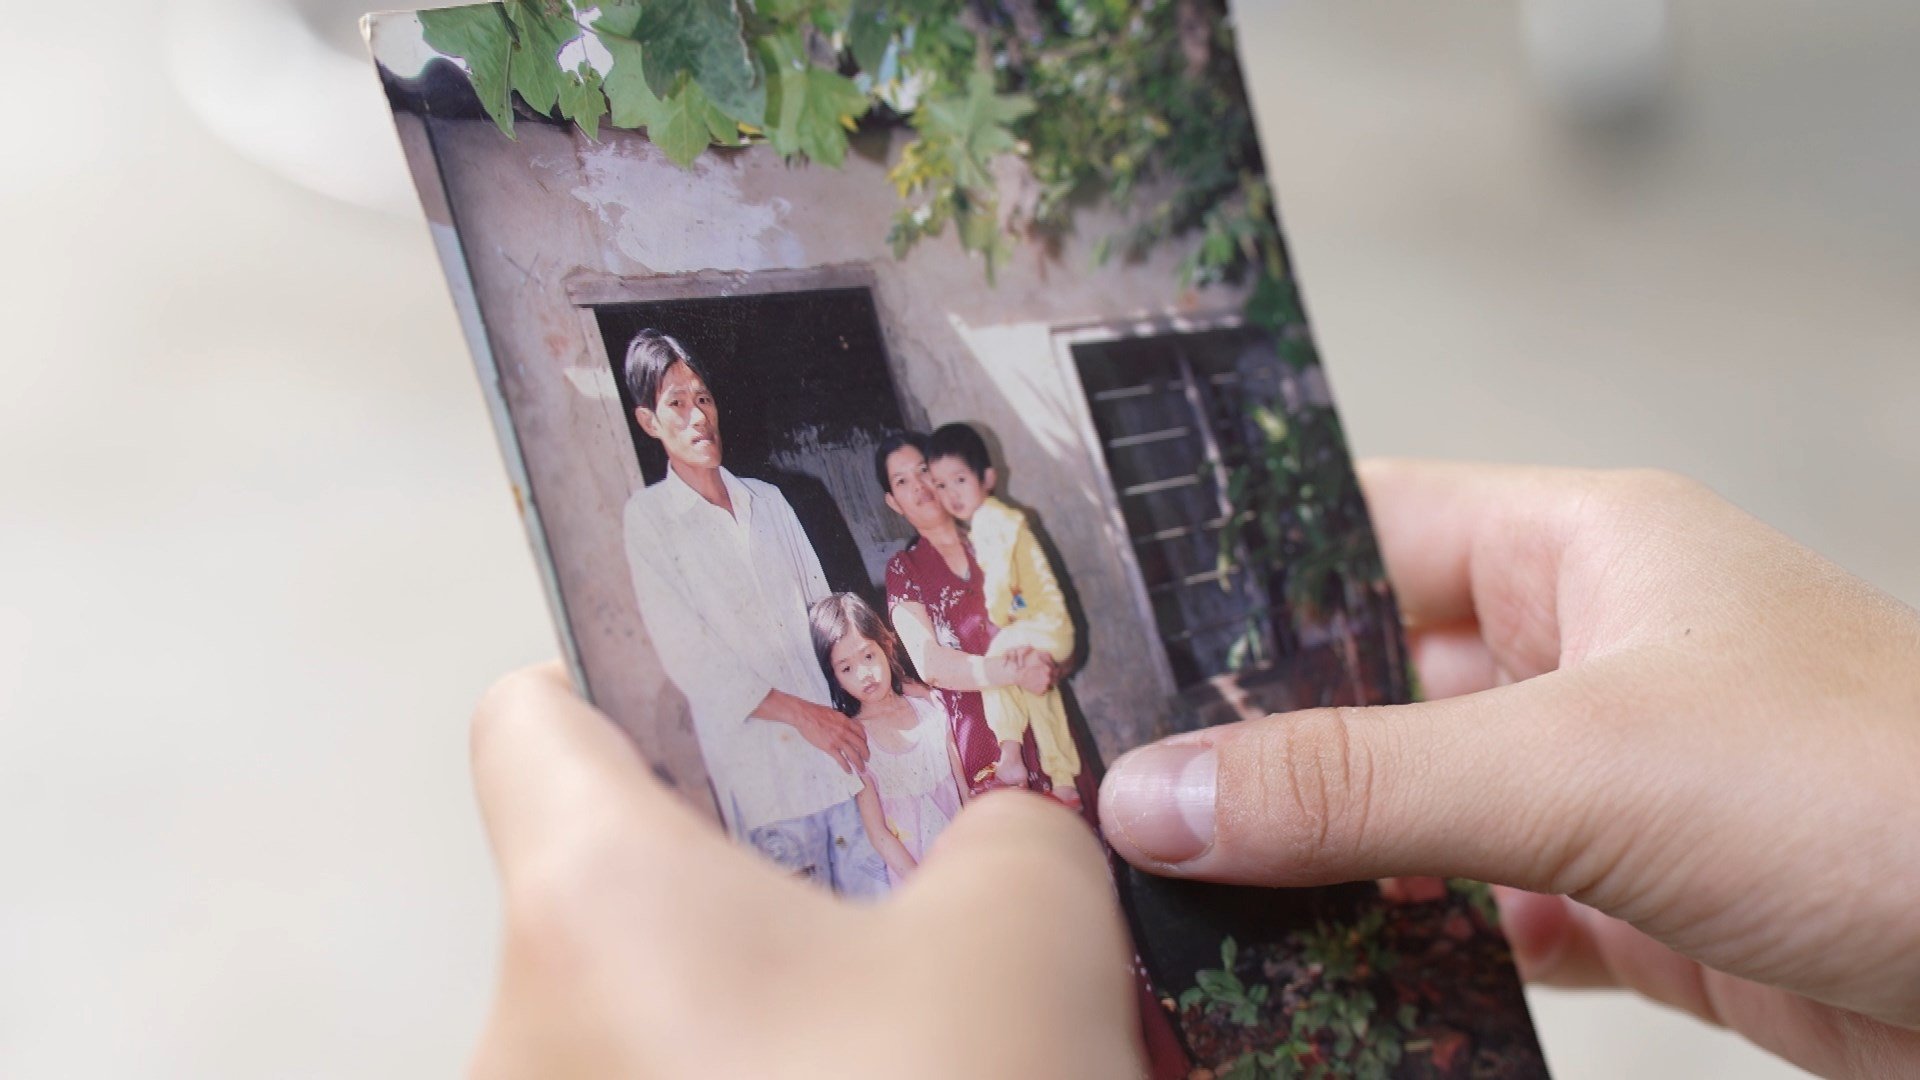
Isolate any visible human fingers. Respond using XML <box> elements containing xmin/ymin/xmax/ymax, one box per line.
<box><xmin>1406</xmin><ymin>623</ymin><xmax>1502</xmax><ymax>699</ymax></box>
<box><xmin>471</xmin><ymin>664</ymin><xmax>818</xmax><ymax>943</ymax></box>
<box><xmin>913</xmin><ymin>791</ymin><xmax>1118</xmax><ymax>905</ymax></box>
<box><xmin>472</xmin><ymin>663</ymin><xmax>696</xmax><ymax>888</ymax></box>
<box><xmin>824</xmin><ymin>725</ymin><xmax>862</xmax><ymax>773</ymax></box>
<box><xmin>1494</xmin><ymin>890</ymin><xmax>1920</xmax><ymax>1079</ymax></box>
<box><xmin>1097</xmin><ymin>662</ymin><xmax>1641</xmax><ymax>894</ymax></box>
<box><xmin>842</xmin><ymin>712</ymin><xmax>871</xmax><ymax>748</ymax></box>
<box><xmin>845</xmin><ymin>714</ymin><xmax>872</xmax><ymax>757</ymax></box>
<box><xmin>1355</xmin><ymin>459</ymin><xmax>1588</xmax><ymax>681</ymax></box>
<box><xmin>838</xmin><ymin>736</ymin><xmax>868</xmax><ymax>773</ymax></box>
<box><xmin>903</xmin><ymin>792</ymin><xmax>1146</xmax><ymax>1076</ymax></box>
<box><xmin>472</xmin><ymin>666</ymin><xmax>867</xmax><ymax>1079</ymax></box>
<box><xmin>837</xmin><ymin>717</ymin><xmax>871</xmax><ymax>768</ymax></box>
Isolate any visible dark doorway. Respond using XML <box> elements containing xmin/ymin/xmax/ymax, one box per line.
<box><xmin>593</xmin><ymin>287</ymin><xmax>914</xmax><ymax>600</ymax></box>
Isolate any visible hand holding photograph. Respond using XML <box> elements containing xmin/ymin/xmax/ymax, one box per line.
<box><xmin>366</xmin><ymin>0</ymin><xmax>1549</xmax><ymax>1073</ymax></box>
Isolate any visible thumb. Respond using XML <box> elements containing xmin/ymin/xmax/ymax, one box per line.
<box><xmin>909</xmin><ymin>790</ymin><xmax>1122</xmax><ymax>923</ymax></box>
<box><xmin>471</xmin><ymin>663</ymin><xmax>787</xmax><ymax>915</ymax></box>
<box><xmin>1098</xmin><ymin>667</ymin><xmax>1622</xmax><ymax>894</ymax></box>
<box><xmin>901</xmin><ymin>792</ymin><xmax>1148</xmax><ymax>1079</ymax></box>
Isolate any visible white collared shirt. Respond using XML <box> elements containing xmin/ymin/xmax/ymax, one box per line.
<box><xmin>623</xmin><ymin>466</ymin><xmax>862</xmax><ymax>831</ymax></box>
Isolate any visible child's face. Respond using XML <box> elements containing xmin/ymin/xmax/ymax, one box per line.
<box><xmin>929</xmin><ymin>456</ymin><xmax>990</xmax><ymax>521</ymax></box>
<box><xmin>828</xmin><ymin>630</ymin><xmax>895</xmax><ymax>708</ymax></box>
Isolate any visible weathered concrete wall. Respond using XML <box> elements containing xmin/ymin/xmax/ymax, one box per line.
<box><xmin>417</xmin><ymin>115</ymin><xmax>1253</xmax><ymax>817</ymax></box>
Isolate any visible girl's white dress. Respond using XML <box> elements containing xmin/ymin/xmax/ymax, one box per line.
<box><xmin>866</xmin><ymin>695</ymin><xmax>964</xmax><ymax>884</ymax></box>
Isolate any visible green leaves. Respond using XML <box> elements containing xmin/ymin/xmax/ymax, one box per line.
<box><xmin>419</xmin><ymin>2</ymin><xmax>604</xmax><ymax>140</ymax></box>
<box><xmin>503</xmin><ymin>0</ymin><xmax>580</xmax><ymax>115</ymax></box>
<box><xmin>1245</xmin><ymin>272</ymin><xmax>1303</xmax><ymax>336</ymax></box>
<box><xmin>556</xmin><ymin>62</ymin><xmax>607</xmax><ymax>140</ymax></box>
<box><xmin>633</xmin><ymin>0</ymin><xmax>765</xmax><ymax>127</ymax></box>
<box><xmin>885</xmin><ymin>69</ymin><xmax>1036</xmax><ymax>277</ymax></box>
<box><xmin>845</xmin><ymin>0</ymin><xmax>896</xmax><ymax>78</ymax></box>
<box><xmin>1184</xmin><ymin>937</ymin><xmax>1267</xmax><ymax>1028</ymax></box>
<box><xmin>761</xmin><ymin>33</ymin><xmax>869</xmax><ymax>166</ymax></box>
<box><xmin>418</xmin><ymin>5</ymin><xmax>515</xmax><ymax>132</ymax></box>
<box><xmin>914</xmin><ymin>69</ymin><xmax>1034</xmax><ymax>191</ymax></box>
<box><xmin>595</xmin><ymin>0</ymin><xmax>644</xmax><ymax>37</ymax></box>
<box><xmin>650</xmin><ymin>80</ymin><xmax>745</xmax><ymax>167</ymax></box>
<box><xmin>596</xmin><ymin>31</ymin><xmax>668</xmax><ymax>130</ymax></box>
<box><xmin>413</xmin><ymin>0</ymin><xmax>1289</xmax><ymax>306</ymax></box>
<box><xmin>602</xmin><ymin>19</ymin><xmax>743</xmax><ymax>167</ymax></box>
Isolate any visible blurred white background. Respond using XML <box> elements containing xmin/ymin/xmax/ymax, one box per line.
<box><xmin>3</xmin><ymin>0</ymin><xmax>1914</xmax><ymax>1075</ymax></box>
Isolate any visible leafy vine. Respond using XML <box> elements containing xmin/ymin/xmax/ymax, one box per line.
<box><xmin>415</xmin><ymin>0</ymin><xmax>1301</xmax><ymax>303</ymax></box>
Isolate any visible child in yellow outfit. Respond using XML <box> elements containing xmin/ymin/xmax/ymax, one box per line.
<box><xmin>927</xmin><ymin>423</ymin><xmax>1083</xmax><ymax>806</ymax></box>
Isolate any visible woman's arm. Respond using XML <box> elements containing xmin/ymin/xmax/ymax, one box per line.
<box><xmin>890</xmin><ymin>600</ymin><xmax>1020</xmax><ymax>692</ymax></box>
<box><xmin>947</xmin><ymin>738</ymin><xmax>971</xmax><ymax>806</ymax></box>
<box><xmin>855</xmin><ymin>776</ymin><xmax>917</xmax><ymax>880</ymax></box>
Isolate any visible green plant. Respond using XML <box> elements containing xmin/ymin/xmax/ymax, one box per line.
<box><xmin>1177</xmin><ymin>937</ymin><xmax>1269</xmax><ymax>1026</ymax></box>
<box><xmin>1451</xmin><ymin>878</ymin><xmax>1502</xmax><ymax>928</ymax></box>
<box><xmin>1296</xmin><ymin>907</ymin><xmax>1394</xmax><ymax>982</ymax></box>
<box><xmin>1219</xmin><ymin>1040</ymin><xmax>1314</xmax><ymax>1080</ymax></box>
<box><xmin>1183</xmin><ymin>921</ymin><xmax>1422</xmax><ymax>1079</ymax></box>
<box><xmin>413</xmin><ymin>0</ymin><xmax>1297</xmax><ymax>295</ymax></box>
<box><xmin>1217</xmin><ymin>400</ymin><xmax>1385</xmax><ymax>676</ymax></box>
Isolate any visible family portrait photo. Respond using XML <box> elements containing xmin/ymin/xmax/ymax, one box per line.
<box><xmin>369</xmin><ymin>0</ymin><xmax>1548</xmax><ymax>1073</ymax></box>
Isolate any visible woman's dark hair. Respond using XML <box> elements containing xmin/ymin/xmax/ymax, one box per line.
<box><xmin>809</xmin><ymin>592</ymin><xmax>906</xmax><ymax>716</ymax></box>
<box><xmin>622</xmin><ymin>329</ymin><xmax>711</xmax><ymax>410</ymax></box>
<box><xmin>873</xmin><ymin>430</ymin><xmax>931</xmax><ymax>495</ymax></box>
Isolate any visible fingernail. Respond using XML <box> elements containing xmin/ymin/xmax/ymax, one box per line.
<box><xmin>1100</xmin><ymin>744</ymin><xmax>1217</xmax><ymax>865</ymax></box>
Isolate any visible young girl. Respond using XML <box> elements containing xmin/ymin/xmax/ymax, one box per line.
<box><xmin>809</xmin><ymin>593</ymin><xmax>967</xmax><ymax>886</ymax></box>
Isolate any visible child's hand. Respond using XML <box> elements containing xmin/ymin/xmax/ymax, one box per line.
<box><xmin>467</xmin><ymin>666</ymin><xmax>1142</xmax><ymax>1079</ymax></box>
<box><xmin>1100</xmin><ymin>461</ymin><xmax>1920</xmax><ymax>1077</ymax></box>
<box><xmin>989</xmin><ymin>646</ymin><xmax>1055</xmax><ymax>694</ymax></box>
<box><xmin>998</xmin><ymin>644</ymin><xmax>1035</xmax><ymax>667</ymax></box>
<box><xmin>1012</xmin><ymin>654</ymin><xmax>1054</xmax><ymax>696</ymax></box>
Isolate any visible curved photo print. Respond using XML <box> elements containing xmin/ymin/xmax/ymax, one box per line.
<box><xmin>367</xmin><ymin>2</ymin><xmax>1548</xmax><ymax>1075</ymax></box>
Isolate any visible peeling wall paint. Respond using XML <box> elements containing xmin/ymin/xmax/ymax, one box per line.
<box><xmin>567</xmin><ymin>141</ymin><xmax>801</xmax><ymax>273</ymax></box>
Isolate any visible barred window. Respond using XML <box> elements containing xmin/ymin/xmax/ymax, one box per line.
<box><xmin>1069</xmin><ymin>327</ymin><xmax>1280</xmax><ymax>688</ymax></box>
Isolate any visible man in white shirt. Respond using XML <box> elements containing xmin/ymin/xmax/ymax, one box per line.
<box><xmin>620</xmin><ymin>329</ymin><xmax>888</xmax><ymax>898</ymax></box>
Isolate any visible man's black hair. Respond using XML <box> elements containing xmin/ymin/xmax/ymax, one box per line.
<box><xmin>622</xmin><ymin>329</ymin><xmax>711</xmax><ymax>410</ymax></box>
<box><xmin>927</xmin><ymin>422</ymin><xmax>992</xmax><ymax>479</ymax></box>
<box><xmin>873</xmin><ymin>430</ymin><xmax>931</xmax><ymax>494</ymax></box>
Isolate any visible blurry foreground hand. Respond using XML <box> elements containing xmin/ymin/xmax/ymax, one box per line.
<box><xmin>1100</xmin><ymin>462</ymin><xmax>1920</xmax><ymax>1079</ymax></box>
<box><xmin>468</xmin><ymin>463</ymin><xmax>1920</xmax><ymax>1080</ymax></box>
<box><xmin>467</xmin><ymin>665</ymin><xmax>1144</xmax><ymax>1080</ymax></box>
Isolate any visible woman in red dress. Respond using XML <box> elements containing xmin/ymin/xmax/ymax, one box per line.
<box><xmin>875</xmin><ymin>431</ymin><xmax>1190</xmax><ymax>1077</ymax></box>
<box><xmin>878</xmin><ymin>432</ymin><xmax>1052</xmax><ymax>797</ymax></box>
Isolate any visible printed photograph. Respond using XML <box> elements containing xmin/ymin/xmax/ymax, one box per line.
<box><xmin>368</xmin><ymin>0</ymin><xmax>1548</xmax><ymax>1073</ymax></box>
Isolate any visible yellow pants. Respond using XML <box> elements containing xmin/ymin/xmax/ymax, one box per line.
<box><xmin>983</xmin><ymin>623</ymin><xmax>1081</xmax><ymax>789</ymax></box>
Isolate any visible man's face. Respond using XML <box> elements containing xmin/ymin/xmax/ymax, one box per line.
<box><xmin>929</xmin><ymin>456</ymin><xmax>992</xmax><ymax>522</ymax></box>
<box><xmin>882</xmin><ymin>445</ymin><xmax>948</xmax><ymax>532</ymax></box>
<box><xmin>635</xmin><ymin>362</ymin><xmax>722</xmax><ymax>471</ymax></box>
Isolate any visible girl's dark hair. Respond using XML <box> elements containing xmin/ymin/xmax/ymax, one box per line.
<box><xmin>873</xmin><ymin>430</ymin><xmax>930</xmax><ymax>495</ymax></box>
<box><xmin>809</xmin><ymin>592</ymin><xmax>906</xmax><ymax>716</ymax></box>
<box><xmin>622</xmin><ymin>329</ymin><xmax>711</xmax><ymax>409</ymax></box>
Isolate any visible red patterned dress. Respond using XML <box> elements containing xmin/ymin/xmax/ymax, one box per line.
<box><xmin>884</xmin><ymin>534</ymin><xmax>1191</xmax><ymax>1076</ymax></box>
<box><xmin>884</xmin><ymin>536</ymin><xmax>1047</xmax><ymax>796</ymax></box>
